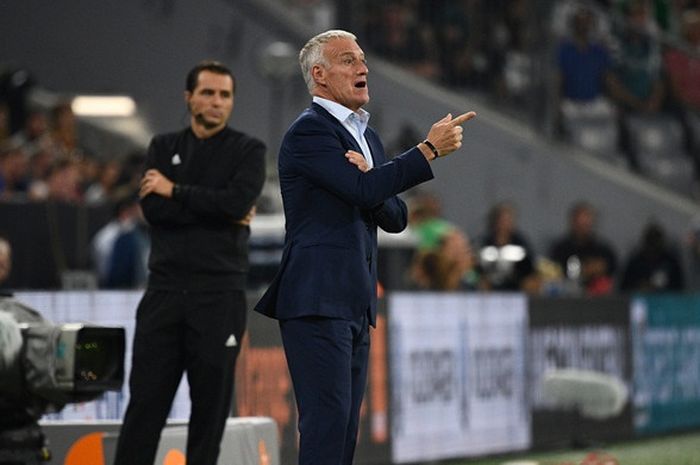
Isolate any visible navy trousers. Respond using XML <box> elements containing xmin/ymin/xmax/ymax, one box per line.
<box><xmin>280</xmin><ymin>314</ymin><xmax>370</xmax><ymax>465</ymax></box>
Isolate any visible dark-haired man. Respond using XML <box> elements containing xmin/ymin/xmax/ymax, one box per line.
<box><xmin>113</xmin><ymin>61</ymin><xmax>266</xmax><ymax>465</ymax></box>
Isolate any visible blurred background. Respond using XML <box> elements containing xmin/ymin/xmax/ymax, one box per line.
<box><xmin>2</xmin><ymin>0</ymin><xmax>700</xmax><ymax>464</ymax></box>
<box><xmin>3</xmin><ymin>0</ymin><xmax>700</xmax><ymax>295</ymax></box>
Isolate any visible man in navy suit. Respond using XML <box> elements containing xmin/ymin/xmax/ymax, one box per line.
<box><xmin>255</xmin><ymin>29</ymin><xmax>475</xmax><ymax>465</ymax></box>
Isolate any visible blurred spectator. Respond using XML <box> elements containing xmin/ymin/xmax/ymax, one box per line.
<box><xmin>549</xmin><ymin>201</ymin><xmax>618</xmax><ymax>295</ymax></box>
<box><xmin>84</xmin><ymin>159</ymin><xmax>123</xmax><ymax>204</ymax></box>
<box><xmin>552</xmin><ymin>1</ymin><xmax>612</xmax><ymax>39</ymax></box>
<box><xmin>666</xmin><ymin>9</ymin><xmax>700</xmax><ymax>99</ymax></box>
<box><xmin>0</xmin><ymin>103</ymin><xmax>10</xmax><ymax>145</ymax></box>
<box><xmin>653</xmin><ymin>0</ymin><xmax>700</xmax><ymax>38</ymax></box>
<box><xmin>47</xmin><ymin>101</ymin><xmax>83</xmax><ymax>159</ymax></box>
<box><xmin>536</xmin><ymin>256</ymin><xmax>568</xmax><ymax>295</ymax></box>
<box><xmin>555</xmin><ymin>6</ymin><xmax>615</xmax><ymax>132</ymax></box>
<box><xmin>620</xmin><ymin>221</ymin><xmax>684</xmax><ymax>291</ymax></box>
<box><xmin>409</xmin><ymin>227</ymin><xmax>481</xmax><ymax>291</ymax></box>
<box><xmin>612</xmin><ymin>0</ymin><xmax>662</xmax><ymax>33</ymax></box>
<box><xmin>26</xmin><ymin>147</ymin><xmax>54</xmax><ymax>197</ymax></box>
<box><xmin>0</xmin><ymin>236</ymin><xmax>11</xmax><ymax>288</ymax></box>
<box><xmin>0</xmin><ymin>68</ymin><xmax>35</xmax><ymax>134</ymax></box>
<box><xmin>431</xmin><ymin>0</ymin><xmax>487</xmax><ymax>87</ymax></box>
<box><xmin>8</xmin><ymin>108</ymin><xmax>49</xmax><ymax>155</ymax></box>
<box><xmin>651</xmin><ymin>0</ymin><xmax>681</xmax><ymax>36</ymax></box>
<box><xmin>0</xmin><ymin>143</ymin><xmax>30</xmax><ymax>199</ymax></box>
<box><xmin>488</xmin><ymin>0</ymin><xmax>536</xmax><ymax>101</ymax></box>
<box><xmin>664</xmin><ymin>9</ymin><xmax>700</xmax><ymax>174</ymax></box>
<box><xmin>91</xmin><ymin>194</ymin><xmax>149</xmax><ymax>289</ymax></box>
<box><xmin>478</xmin><ymin>202</ymin><xmax>540</xmax><ymax>292</ymax></box>
<box><xmin>34</xmin><ymin>158</ymin><xmax>82</xmax><ymax>203</ymax></box>
<box><xmin>407</xmin><ymin>190</ymin><xmax>454</xmax><ymax>250</ymax></box>
<box><xmin>77</xmin><ymin>153</ymin><xmax>100</xmax><ymax>195</ymax></box>
<box><xmin>116</xmin><ymin>150</ymin><xmax>147</xmax><ymax>195</ymax></box>
<box><xmin>608</xmin><ymin>0</ymin><xmax>666</xmax><ymax>170</ymax></box>
<box><xmin>557</xmin><ymin>5</ymin><xmax>613</xmax><ymax>101</ymax></box>
<box><xmin>364</xmin><ymin>1</ymin><xmax>439</xmax><ymax>79</ymax></box>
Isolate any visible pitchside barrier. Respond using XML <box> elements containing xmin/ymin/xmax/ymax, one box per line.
<box><xmin>528</xmin><ymin>296</ymin><xmax>634</xmax><ymax>449</ymax></box>
<box><xmin>12</xmin><ymin>291</ymin><xmax>700</xmax><ymax>465</ymax></box>
<box><xmin>39</xmin><ymin>418</ymin><xmax>278</xmax><ymax>465</ymax></box>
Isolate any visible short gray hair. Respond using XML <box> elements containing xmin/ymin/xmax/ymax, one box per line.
<box><xmin>299</xmin><ymin>29</ymin><xmax>357</xmax><ymax>93</ymax></box>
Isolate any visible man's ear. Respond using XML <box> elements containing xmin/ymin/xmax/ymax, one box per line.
<box><xmin>184</xmin><ymin>91</ymin><xmax>192</xmax><ymax>112</ymax></box>
<box><xmin>312</xmin><ymin>64</ymin><xmax>325</xmax><ymax>86</ymax></box>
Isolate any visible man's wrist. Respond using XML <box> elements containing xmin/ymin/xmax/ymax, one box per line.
<box><xmin>422</xmin><ymin>139</ymin><xmax>440</xmax><ymax>159</ymax></box>
<box><xmin>421</xmin><ymin>139</ymin><xmax>440</xmax><ymax>160</ymax></box>
<box><xmin>418</xmin><ymin>142</ymin><xmax>437</xmax><ymax>161</ymax></box>
<box><xmin>172</xmin><ymin>183</ymin><xmax>182</xmax><ymax>199</ymax></box>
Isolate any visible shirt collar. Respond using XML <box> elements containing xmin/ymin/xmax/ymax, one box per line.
<box><xmin>313</xmin><ymin>96</ymin><xmax>370</xmax><ymax>128</ymax></box>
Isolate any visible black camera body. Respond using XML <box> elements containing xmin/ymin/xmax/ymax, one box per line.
<box><xmin>0</xmin><ymin>295</ymin><xmax>125</xmax><ymax>464</ymax></box>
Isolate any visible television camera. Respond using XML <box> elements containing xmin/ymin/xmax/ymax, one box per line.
<box><xmin>0</xmin><ymin>295</ymin><xmax>125</xmax><ymax>464</ymax></box>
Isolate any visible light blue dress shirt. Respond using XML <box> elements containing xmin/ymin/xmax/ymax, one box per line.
<box><xmin>312</xmin><ymin>96</ymin><xmax>374</xmax><ymax>169</ymax></box>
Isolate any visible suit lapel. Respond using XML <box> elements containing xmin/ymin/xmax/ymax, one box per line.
<box><xmin>311</xmin><ymin>102</ymin><xmax>363</xmax><ymax>154</ymax></box>
<box><xmin>365</xmin><ymin>128</ymin><xmax>383</xmax><ymax>167</ymax></box>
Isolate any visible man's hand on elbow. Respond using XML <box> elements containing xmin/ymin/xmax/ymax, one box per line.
<box><xmin>235</xmin><ymin>205</ymin><xmax>257</xmax><ymax>226</ymax></box>
<box><xmin>140</xmin><ymin>169</ymin><xmax>174</xmax><ymax>199</ymax></box>
<box><xmin>345</xmin><ymin>150</ymin><xmax>370</xmax><ymax>173</ymax></box>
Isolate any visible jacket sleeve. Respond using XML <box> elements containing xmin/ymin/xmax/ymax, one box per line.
<box><xmin>172</xmin><ymin>137</ymin><xmax>266</xmax><ymax>223</ymax></box>
<box><xmin>284</xmin><ymin>118</ymin><xmax>433</xmax><ymax>210</ymax></box>
<box><xmin>140</xmin><ymin>136</ymin><xmax>200</xmax><ymax>226</ymax></box>
<box><xmin>370</xmin><ymin>196</ymin><xmax>408</xmax><ymax>233</ymax></box>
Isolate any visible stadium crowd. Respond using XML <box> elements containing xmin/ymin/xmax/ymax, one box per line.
<box><xmin>356</xmin><ymin>0</ymin><xmax>700</xmax><ymax>183</ymax></box>
<box><xmin>2</xmin><ymin>0</ymin><xmax>700</xmax><ymax>294</ymax></box>
<box><xmin>0</xmin><ymin>101</ymin><xmax>144</xmax><ymax>205</ymax></box>
<box><xmin>404</xmin><ymin>190</ymin><xmax>689</xmax><ymax>296</ymax></box>
<box><xmin>0</xmin><ymin>95</ymin><xmax>149</xmax><ymax>290</ymax></box>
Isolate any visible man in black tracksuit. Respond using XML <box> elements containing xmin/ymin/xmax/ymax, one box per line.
<box><xmin>113</xmin><ymin>61</ymin><xmax>266</xmax><ymax>465</ymax></box>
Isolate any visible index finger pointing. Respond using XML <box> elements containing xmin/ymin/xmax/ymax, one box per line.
<box><xmin>449</xmin><ymin>111</ymin><xmax>477</xmax><ymax>127</ymax></box>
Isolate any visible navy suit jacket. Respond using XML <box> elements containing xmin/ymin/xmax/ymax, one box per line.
<box><xmin>254</xmin><ymin>103</ymin><xmax>433</xmax><ymax>326</ymax></box>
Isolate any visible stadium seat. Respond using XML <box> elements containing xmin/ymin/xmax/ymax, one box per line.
<box><xmin>625</xmin><ymin>114</ymin><xmax>685</xmax><ymax>155</ymax></box>
<box><xmin>560</xmin><ymin>99</ymin><xmax>625</xmax><ymax>166</ymax></box>
<box><xmin>637</xmin><ymin>151</ymin><xmax>695</xmax><ymax>194</ymax></box>
<box><xmin>625</xmin><ymin>114</ymin><xmax>695</xmax><ymax>194</ymax></box>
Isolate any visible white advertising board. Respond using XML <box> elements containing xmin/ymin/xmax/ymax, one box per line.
<box><xmin>388</xmin><ymin>292</ymin><xmax>530</xmax><ymax>463</ymax></box>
